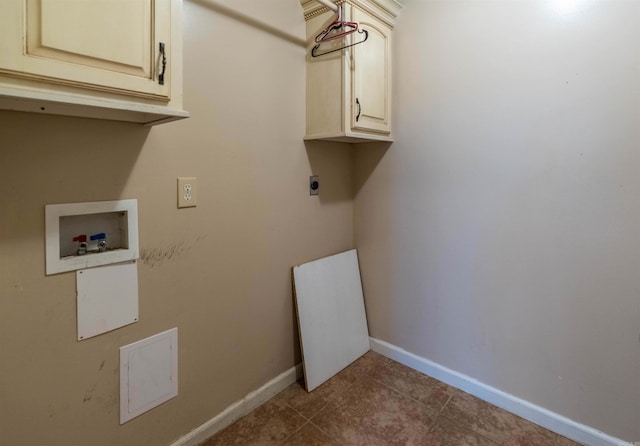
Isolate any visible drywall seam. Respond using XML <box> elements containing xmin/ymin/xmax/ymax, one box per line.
<box><xmin>369</xmin><ymin>337</ymin><xmax>633</xmax><ymax>446</ymax></box>
<box><xmin>168</xmin><ymin>363</ymin><xmax>304</xmax><ymax>446</ymax></box>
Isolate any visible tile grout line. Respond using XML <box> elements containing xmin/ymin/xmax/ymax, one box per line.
<box><xmin>360</xmin><ymin>357</ymin><xmax>452</xmax><ymax>411</ymax></box>
<box><xmin>361</xmin><ymin>356</ymin><xmax>508</xmax><ymax>443</ymax></box>
<box><xmin>358</xmin><ymin>363</ymin><xmax>447</xmax><ymax>435</ymax></box>
<box><xmin>434</xmin><ymin>392</ymin><xmax>497</xmax><ymax>445</ymax></box>
<box><xmin>279</xmin><ymin>364</ymin><xmax>370</xmax><ymax>443</ymax></box>
<box><xmin>428</xmin><ymin>392</ymin><xmax>502</xmax><ymax>446</ymax></box>
<box><xmin>295</xmin><ymin>369</ymin><xmax>369</xmax><ymax>445</ymax></box>
<box><xmin>277</xmin><ymin>419</ymin><xmax>311</xmax><ymax>445</ymax></box>
<box><xmin>282</xmin><ymin>399</ymin><xmax>313</xmax><ymax>422</ymax></box>
<box><xmin>360</xmin><ymin>371</ymin><xmax>441</xmax><ymax>415</ymax></box>
<box><xmin>308</xmin><ymin>368</ymin><xmax>368</xmax><ymax>421</ymax></box>
<box><xmin>422</xmin><ymin>393</ymin><xmax>456</xmax><ymax>435</ymax></box>
<box><xmin>308</xmin><ymin>419</ymin><xmax>343</xmax><ymax>444</ymax></box>
<box><xmin>435</xmin><ymin>394</ymin><xmax>552</xmax><ymax>446</ymax></box>
<box><xmin>438</xmin><ymin>393</ymin><xmax>453</xmax><ymax>414</ymax></box>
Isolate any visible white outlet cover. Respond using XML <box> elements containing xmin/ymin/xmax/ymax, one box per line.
<box><xmin>177</xmin><ymin>177</ymin><xmax>197</xmax><ymax>208</ymax></box>
<box><xmin>120</xmin><ymin>328</ymin><xmax>178</xmax><ymax>424</ymax></box>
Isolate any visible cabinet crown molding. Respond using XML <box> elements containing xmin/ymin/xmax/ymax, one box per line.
<box><xmin>300</xmin><ymin>0</ymin><xmax>402</xmax><ymax>27</ymax></box>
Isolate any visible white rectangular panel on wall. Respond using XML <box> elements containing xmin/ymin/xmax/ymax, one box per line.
<box><xmin>76</xmin><ymin>260</ymin><xmax>138</xmax><ymax>340</ymax></box>
<box><xmin>120</xmin><ymin>328</ymin><xmax>178</xmax><ymax>424</ymax></box>
<box><xmin>45</xmin><ymin>199</ymin><xmax>139</xmax><ymax>275</ymax></box>
<box><xmin>293</xmin><ymin>249</ymin><xmax>370</xmax><ymax>392</ymax></box>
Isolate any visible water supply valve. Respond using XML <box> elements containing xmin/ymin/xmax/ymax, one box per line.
<box><xmin>73</xmin><ymin>234</ymin><xmax>88</xmax><ymax>255</ymax></box>
<box><xmin>90</xmin><ymin>233</ymin><xmax>107</xmax><ymax>252</ymax></box>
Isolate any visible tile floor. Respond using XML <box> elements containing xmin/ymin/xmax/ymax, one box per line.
<box><xmin>201</xmin><ymin>351</ymin><xmax>582</xmax><ymax>446</ymax></box>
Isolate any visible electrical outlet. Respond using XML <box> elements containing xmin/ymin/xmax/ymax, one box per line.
<box><xmin>177</xmin><ymin>177</ymin><xmax>197</xmax><ymax>208</ymax></box>
<box><xmin>310</xmin><ymin>175</ymin><xmax>319</xmax><ymax>196</ymax></box>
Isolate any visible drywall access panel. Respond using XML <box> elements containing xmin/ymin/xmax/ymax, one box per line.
<box><xmin>300</xmin><ymin>0</ymin><xmax>402</xmax><ymax>142</ymax></box>
<box><xmin>77</xmin><ymin>260</ymin><xmax>139</xmax><ymax>340</ymax></box>
<box><xmin>120</xmin><ymin>328</ymin><xmax>178</xmax><ymax>424</ymax></box>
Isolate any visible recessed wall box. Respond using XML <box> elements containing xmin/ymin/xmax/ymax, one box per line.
<box><xmin>45</xmin><ymin>199</ymin><xmax>139</xmax><ymax>275</ymax></box>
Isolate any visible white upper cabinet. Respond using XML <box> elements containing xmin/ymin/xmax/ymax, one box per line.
<box><xmin>301</xmin><ymin>0</ymin><xmax>401</xmax><ymax>143</ymax></box>
<box><xmin>351</xmin><ymin>6</ymin><xmax>390</xmax><ymax>135</ymax></box>
<box><xmin>0</xmin><ymin>0</ymin><xmax>188</xmax><ymax>125</ymax></box>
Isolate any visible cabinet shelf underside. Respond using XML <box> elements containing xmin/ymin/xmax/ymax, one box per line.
<box><xmin>0</xmin><ymin>85</ymin><xmax>189</xmax><ymax>126</ymax></box>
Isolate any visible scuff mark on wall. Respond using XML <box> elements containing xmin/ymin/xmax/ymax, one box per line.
<box><xmin>83</xmin><ymin>384</ymin><xmax>97</xmax><ymax>403</ymax></box>
<box><xmin>140</xmin><ymin>242</ymin><xmax>188</xmax><ymax>267</ymax></box>
<box><xmin>47</xmin><ymin>403</ymin><xmax>70</xmax><ymax>418</ymax></box>
<box><xmin>139</xmin><ymin>235</ymin><xmax>208</xmax><ymax>267</ymax></box>
<box><xmin>9</xmin><ymin>283</ymin><xmax>24</xmax><ymax>292</ymax></box>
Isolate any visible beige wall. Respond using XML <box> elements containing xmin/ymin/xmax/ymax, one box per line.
<box><xmin>4</xmin><ymin>0</ymin><xmax>639</xmax><ymax>444</ymax></box>
<box><xmin>355</xmin><ymin>0</ymin><xmax>640</xmax><ymax>441</ymax></box>
<box><xmin>0</xmin><ymin>1</ymin><xmax>354</xmax><ymax>445</ymax></box>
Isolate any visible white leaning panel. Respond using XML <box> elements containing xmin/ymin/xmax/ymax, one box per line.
<box><xmin>293</xmin><ymin>249</ymin><xmax>370</xmax><ymax>392</ymax></box>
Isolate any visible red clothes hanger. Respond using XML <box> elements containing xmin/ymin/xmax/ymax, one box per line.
<box><xmin>311</xmin><ymin>4</ymin><xmax>369</xmax><ymax>58</ymax></box>
<box><xmin>314</xmin><ymin>4</ymin><xmax>359</xmax><ymax>43</ymax></box>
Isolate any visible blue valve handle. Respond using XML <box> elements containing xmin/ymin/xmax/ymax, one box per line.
<box><xmin>90</xmin><ymin>233</ymin><xmax>106</xmax><ymax>241</ymax></box>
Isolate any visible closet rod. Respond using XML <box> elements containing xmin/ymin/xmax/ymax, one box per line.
<box><xmin>315</xmin><ymin>0</ymin><xmax>338</xmax><ymax>12</ymax></box>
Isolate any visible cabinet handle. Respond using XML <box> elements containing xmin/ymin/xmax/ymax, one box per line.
<box><xmin>356</xmin><ymin>98</ymin><xmax>361</xmax><ymax>122</ymax></box>
<box><xmin>159</xmin><ymin>42</ymin><xmax>167</xmax><ymax>85</ymax></box>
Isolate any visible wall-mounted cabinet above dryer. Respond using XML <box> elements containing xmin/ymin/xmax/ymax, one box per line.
<box><xmin>300</xmin><ymin>0</ymin><xmax>402</xmax><ymax>143</ymax></box>
<box><xmin>0</xmin><ymin>0</ymin><xmax>189</xmax><ymax>125</ymax></box>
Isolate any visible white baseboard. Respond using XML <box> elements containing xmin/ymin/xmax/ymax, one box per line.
<box><xmin>369</xmin><ymin>337</ymin><xmax>632</xmax><ymax>446</ymax></box>
<box><xmin>169</xmin><ymin>363</ymin><xmax>304</xmax><ymax>446</ymax></box>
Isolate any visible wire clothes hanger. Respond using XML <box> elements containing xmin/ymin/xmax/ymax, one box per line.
<box><xmin>311</xmin><ymin>3</ymin><xmax>369</xmax><ymax>58</ymax></box>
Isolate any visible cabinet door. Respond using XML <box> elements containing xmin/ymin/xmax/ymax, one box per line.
<box><xmin>0</xmin><ymin>0</ymin><xmax>171</xmax><ymax>100</ymax></box>
<box><xmin>351</xmin><ymin>6</ymin><xmax>391</xmax><ymax>134</ymax></box>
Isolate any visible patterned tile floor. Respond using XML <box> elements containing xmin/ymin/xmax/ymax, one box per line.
<box><xmin>201</xmin><ymin>351</ymin><xmax>582</xmax><ymax>446</ymax></box>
